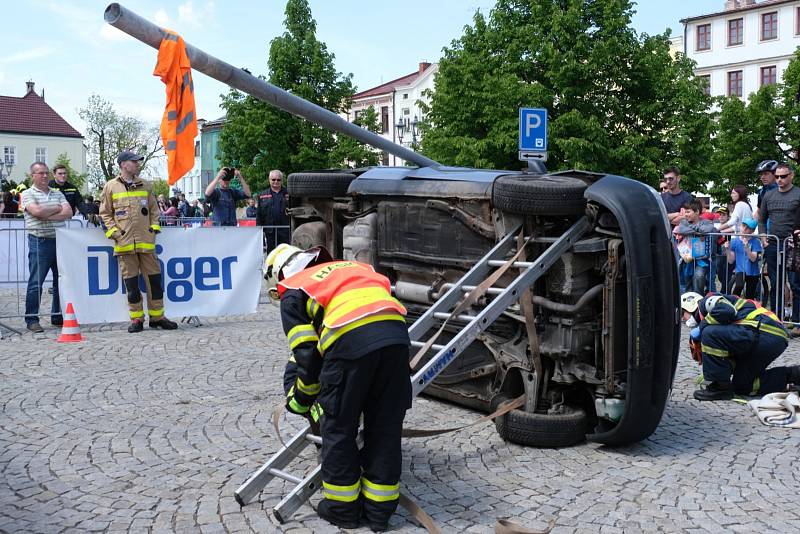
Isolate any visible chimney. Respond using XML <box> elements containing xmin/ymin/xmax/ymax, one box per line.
<box><xmin>744</xmin><ymin>0</ymin><xmax>756</xmax><ymax>5</ymax></box>
<box><xmin>25</xmin><ymin>80</ymin><xmax>35</xmax><ymax>95</ymax></box>
<box><xmin>419</xmin><ymin>62</ymin><xmax>431</xmax><ymax>75</ymax></box>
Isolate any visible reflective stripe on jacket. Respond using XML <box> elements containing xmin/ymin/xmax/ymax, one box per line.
<box><xmin>154</xmin><ymin>30</ymin><xmax>197</xmax><ymax>185</ymax></box>
<box><xmin>99</xmin><ymin>177</ymin><xmax>161</xmax><ymax>255</ymax></box>
<box><xmin>279</xmin><ymin>261</ymin><xmax>407</xmax><ymax>355</ymax></box>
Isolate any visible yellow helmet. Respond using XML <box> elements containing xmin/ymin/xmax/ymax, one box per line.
<box><xmin>680</xmin><ymin>292</ymin><xmax>703</xmax><ymax>314</ymax></box>
<box><xmin>264</xmin><ymin>243</ymin><xmax>332</xmax><ymax>301</ymax></box>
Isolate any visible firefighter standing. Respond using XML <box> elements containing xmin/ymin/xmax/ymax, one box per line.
<box><xmin>265</xmin><ymin>244</ymin><xmax>411</xmax><ymax>532</ymax></box>
<box><xmin>681</xmin><ymin>292</ymin><xmax>800</xmax><ymax>400</ymax></box>
<box><xmin>255</xmin><ymin>169</ymin><xmax>290</xmax><ymax>252</ymax></box>
<box><xmin>99</xmin><ymin>151</ymin><xmax>178</xmax><ymax>333</ymax></box>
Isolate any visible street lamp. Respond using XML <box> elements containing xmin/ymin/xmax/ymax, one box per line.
<box><xmin>410</xmin><ymin>115</ymin><xmax>419</xmax><ymax>148</ymax></box>
<box><xmin>395</xmin><ymin>117</ymin><xmax>405</xmax><ymax>145</ymax></box>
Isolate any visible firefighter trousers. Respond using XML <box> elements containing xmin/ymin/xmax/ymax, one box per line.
<box><xmin>701</xmin><ymin>324</ymin><xmax>790</xmax><ymax>395</ymax></box>
<box><xmin>117</xmin><ymin>252</ymin><xmax>164</xmax><ymax>321</ymax></box>
<box><xmin>317</xmin><ymin>344</ymin><xmax>412</xmax><ymax>526</ymax></box>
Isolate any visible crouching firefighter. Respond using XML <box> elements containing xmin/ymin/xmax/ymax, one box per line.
<box><xmin>99</xmin><ymin>151</ymin><xmax>178</xmax><ymax>333</ymax></box>
<box><xmin>680</xmin><ymin>292</ymin><xmax>800</xmax><ymax>401</ymax></box>
<box><xmin>265</xmin><ymin>243</ymin><xmax>411</xmax><ymax>532</ymax></box>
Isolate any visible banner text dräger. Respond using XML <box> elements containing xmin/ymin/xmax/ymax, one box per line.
<box><xmin>87</xmin><ymin>244</ymin><xmax>237</xmax><ymax>301</ymax></box>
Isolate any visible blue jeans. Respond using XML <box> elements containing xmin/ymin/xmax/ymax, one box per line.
<box><xmin>25</xmin><ymin>235</ymin><xmax>61</xmax><ymax>326</ymax></box>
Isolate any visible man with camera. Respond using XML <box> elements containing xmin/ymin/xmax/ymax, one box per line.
<box><xmin>204</xmin><ymin>166</ymin><xmax>251</xmax><ymax>226</ymax></box>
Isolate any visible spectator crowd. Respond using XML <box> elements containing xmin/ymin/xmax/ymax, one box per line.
<box><xmin>661</xmin><ymin>161</ymin><xmax>800</xmax><ymax>336</ymax></box>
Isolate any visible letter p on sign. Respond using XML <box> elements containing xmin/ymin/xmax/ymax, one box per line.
<box><xmin>519</xmin><ymin>108</ymin><xmax>548</xmax><ymax>152</ymax></box>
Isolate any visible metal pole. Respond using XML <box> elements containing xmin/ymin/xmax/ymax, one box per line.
<box><xmin>103</xmin><ymin>3</ymin><xmax>440</xmax><ymax>169</ymax></box>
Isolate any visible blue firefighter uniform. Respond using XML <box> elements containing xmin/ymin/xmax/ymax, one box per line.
<box><xmin>695</xmin><ymin>294</ymin><xmax>795</xmax><ymax>396</ymax></box>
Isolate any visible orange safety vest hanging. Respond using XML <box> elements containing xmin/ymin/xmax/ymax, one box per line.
<box><xmin>278</xmin><ymin>261</ymin><xmax>407</xmax><ymax>328</ymax></box>
<box><xmin>153</xmin><ymin>29</ymin><xmax>198</xmax><ymax>185</ymax></box>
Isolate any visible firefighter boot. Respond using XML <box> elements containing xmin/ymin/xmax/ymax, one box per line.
<box><xmin>150</xmin><ymin>317</ymin><xmax>178</xmax><ymax>330</ymax></box>
<box><xmin>316</xmin><ymin>499</ymin><xmax>360</xmax><ymax>530</ymax></box>
<box><xmin>788</xmin><ymin>365</ymin><xmax>800</xmax><ymax>389</ymax></box>
<box><xmin>693</xmin><ymin>381</ymin><xmax>734</xmax><ymax>401</ymax></box>
<box><xmin>128</xmin><ymin>319</ymin><xmax>144</xmax><ymax>333</ymax></box>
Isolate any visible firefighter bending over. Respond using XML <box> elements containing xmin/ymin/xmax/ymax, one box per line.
<box><xmin>681</xmin><ymin>292</ymin><xmax>800</xmax><ymax>401</ymax></box>
<box><xmin>265</xmin><ymin>244</ymin><xmax>411</xmax><ymax>532</ymax></box>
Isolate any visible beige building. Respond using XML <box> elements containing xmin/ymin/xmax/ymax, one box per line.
<box><xmin>0</xmin><ymin>81</ymin><xmax>86</xmax><ymax>186</ymax></box>
<box><xmin>345</xmin><ymin>62</ymin><xmax>438</xmax><ymax>166</ymax></box>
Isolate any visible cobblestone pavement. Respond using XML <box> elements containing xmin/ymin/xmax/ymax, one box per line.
<box><xmin>2</xmin><ymin>290</ymin><xmax>800</xmax><ymax>533</ymax></box>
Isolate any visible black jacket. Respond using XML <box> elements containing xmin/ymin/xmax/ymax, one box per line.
<box><xmin>255</xmin><ymin>187</ymin><xmax>289</xmax><ymax>227</ymax></box>
<box><xmin>49</xmin><ymin>179</ymin><xmax>83</xmax><ymax>215</ymax></box>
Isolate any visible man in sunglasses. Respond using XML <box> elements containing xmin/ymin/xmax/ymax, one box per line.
<box><xmin>255</xmin><ymin>169</ymin><xmax>290</xmax><ymax>252</ymax></box>
<box><xmin>758</xmin><ymin>163</ymin><xmax>800</xmax><ymax>326</ymax></box>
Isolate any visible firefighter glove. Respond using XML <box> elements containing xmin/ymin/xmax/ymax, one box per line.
<box><xmin>286</xmin><ymin>378</ymin><xmax>320</xmax><ymax>416</ymax></box>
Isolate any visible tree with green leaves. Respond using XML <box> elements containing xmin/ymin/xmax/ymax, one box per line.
<box><xmin>53</xmin><ymin>152</ymin><xmax>88</xmax><ymax>193</ymax></box>
<box><xmin>331</xmin><ymin>105</ymin><xmax>382</xmax><ymax>168</ymax></box>
<box><xmin>419</xmin><ymin>0</ymin><xmax>714</xmax><ymax>189</ymax></box>
<box><xmin>78</xmin><ymin>94</ymin><xmax>163</xmax><ymax>192</ymax></box>
<box><xmin>219</xmin><ymin>0</ymin><xmax>355</xmax><ymax>192</ymax></box>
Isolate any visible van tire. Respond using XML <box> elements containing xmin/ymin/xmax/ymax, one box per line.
<box><xmin>492</xmin><ymin>394</ymin><xmax>589</xmax><ymax>448</ymax></box>
<box><xmin>493</xmin><ymin>175</ymin><xmax>587</xmax><ymax>216</ymax></box>
<box><xmin>288</xmin><ymin>173</ymin><xmax>356</xmax><ymax>197</ymax></box>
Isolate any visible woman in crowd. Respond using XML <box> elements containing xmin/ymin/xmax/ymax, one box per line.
<box><xmin>162</xmin><ymin>197</ymin><xmax>179</xmax><ymax>225</ymax></box>
<box><xmin>718</xmin><ymin>185</ymin><xmax>752</xmax><ymax>234</ymax></box>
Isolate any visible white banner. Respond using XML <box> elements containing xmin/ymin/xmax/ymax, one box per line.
<box><xmin>56</xmin><ymin>227</ymin><xmax>262</xmax><ymax>324</ymax></box>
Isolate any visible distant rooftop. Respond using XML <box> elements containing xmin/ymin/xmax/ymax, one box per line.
<box><xmin>0</xmin><ymin>81</ymin><xmax>83</xmax><ymax>139</ymax></box>
<box><xmin>353</xmin><ymin>63</ymin><xmax>434</xmax><ymax>100</ymax></box>
<box><xmin>681</xmin><ymin>0</ymin><xmax>795</xmax><ymax>24</ymax></box>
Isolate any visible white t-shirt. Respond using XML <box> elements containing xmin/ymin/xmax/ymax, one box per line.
<box><xmin>722</xmin><ymin>201</ymin><xmax>753</xmax><ymax>232</ymax></box>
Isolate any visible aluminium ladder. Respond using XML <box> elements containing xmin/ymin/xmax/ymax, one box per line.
<box><xmin>234</xmin><ymin>217</ymin><xmax>592</xmax><ymax>522</ymax></box>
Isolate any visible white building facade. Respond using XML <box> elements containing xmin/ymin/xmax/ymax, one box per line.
<box><xmin>346</xmin><ymin>62</ymin><xmax>438</xmax><ymax>166</ymax></box>
<box><xmin>682</xmin><ymin>0</ymin><xmax>800</xmax><ymax>99</ymax></box>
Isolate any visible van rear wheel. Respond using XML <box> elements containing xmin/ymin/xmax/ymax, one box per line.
<box><xmin>492</xmin><ymin>394</ymin><xmax>589</xmax><ymax>448</ymax></box>
<box><xmin>288</xmin><ymin>172</ymin><xmax>356</xmax><ymax>197</ymax></box>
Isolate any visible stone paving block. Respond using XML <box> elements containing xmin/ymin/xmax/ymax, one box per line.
<box><xmin>2</xmin><ymin>298</ymin><xmax>800</xmax><ymax>532</ymax></box>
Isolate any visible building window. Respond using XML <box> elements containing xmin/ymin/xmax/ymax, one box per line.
<box><xmin>728</xmin><ymin>18</ymin><xmax>743</xmax><ymax>46</ymax></box>
<box><xmin>35</xmin><ymin>147</ymin><xmax>47</xmax><ymax>164</ymax></box>
<box><xmin>797</xmin><ymin>6</ymin><xmax>800</xmax><ymax>35</ymax></box>
<box><xmin>381</xmin><ymin>106</ymin><xmax>389</xmax><ymax>133</ymax></box>
<box><xmin>761</xmin><ymin>65</ymin><xmax>777</xmax><ymax>86</ymax></box>
<box><xmin>381</xmin><ymin>151</ymin><xmax>389</xmax><ymax>166</ymax></box>
<box><xmin>728</xmin><ymin>70</ymin><xmax>743</xmax><ymax>97</ymax></box>
<box><xmin>3</xmin><ymin>146</ymin><xmax>16</xmax><ymax>165</ymax></box>
<box><xmin>696</xmin><ymin>23</ymin><xmax>711</xmax><ymax>51</ymax></box>
<box><xmin>354</xmin><ymin>109</ymin><xmax>362</xmax><ymax>122</ymax></box>
<box><xmin>403</xmin><ymin>93</ymin><xmax>408</xmax><ymax>99</ymax></box>
<box><xmin>762</xmin><ymin>12</ymin><xmax>778</xmax><ymax>41</ymax></box>
<box><xmin>194</xmin><ymin>140</ymin><xmax>200</xmax><ymax>157</ymax></box>
<box><xmin>698</xmin><ymin>75</ymin><xmax>711</xmax><ymax>96</ymax></box>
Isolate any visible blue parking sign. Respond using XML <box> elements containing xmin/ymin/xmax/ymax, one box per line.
<box><xmin>519</xmin><ymin>108</ymin><xmax>548</xmax><ymax>151</ymax></box>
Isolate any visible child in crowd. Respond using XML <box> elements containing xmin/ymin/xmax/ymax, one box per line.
<box><xmin>727</xmin><ymin>217</ymin><xmax>762</xmax><ymax>299</ymax></box>
<box><xmin>675</xmin><ymin>199</ymin><xmax>716</xmax><ymax>293</ymax></box>
<box><xmin>713</xmin><ymin>206</ymin><xmax>734</xmax><ymax>292</ymax></box>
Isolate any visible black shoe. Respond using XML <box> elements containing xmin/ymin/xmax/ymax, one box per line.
<box><xmin>26</xmin><ymin>323</ymin><xmax>44</xmax><ymax>333</ymax></box>
<box><xmin>788</xmin><ymin>365</ymin><xmax>800</xmax><ymax>386</ymax></box>
<box><xmin>367</xmin><ymin>521</ymin><xmax>389</xmax><ymax>532</ymax></box>
<box><xmin>317</xmin><ymin>499</ymin><xmax>360</xmax><ymax>530</ymax></box>
<box><xmin>51</xmin><ymin>318</ymin><xmax>63</xmax><ymax>327</ymax></box>
<box><xmin>150</xmin><ymin>317</ymin><xmax>178</xmax><ymax>330</ymax></box>
<box><xmin>128</xmin><ymin>320</ymin><xmax>144</xmax><ymax>333</ymax></box>
<box><xmin>693</xmin><ymin>382</ymin><xmax>734</xmax><ymax>401</ymax></box>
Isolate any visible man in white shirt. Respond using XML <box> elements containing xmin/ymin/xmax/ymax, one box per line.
<box><xmin>20</xmin><ymin>162</ymin><xmax>73</xmax><ymax>333</ymax></box>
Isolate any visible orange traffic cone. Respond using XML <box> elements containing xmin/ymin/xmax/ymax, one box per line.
<box><xmin>57</xmin><ymin>303</ymin><xmax>84</xmax><ymax>343</ymax></box>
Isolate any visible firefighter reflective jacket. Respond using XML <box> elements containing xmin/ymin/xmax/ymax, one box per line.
<box><xmin>278</xmin><ymin>261</ymin><xmax>407</xmax><ymax>354</ymax></box>
<box><xmin>701</xmin><ymin>294</ymin><xmax>788</xmax><ymax>341</ymax></box>
<box><xmin>99</xmin><ymin>177</ymin><xmax>161</xmax><ymax>256</ymax></box>
<box><xmin>153</xmin><ymin>29</ymin><xmax>197</xmax><ymax>185</ymax></box>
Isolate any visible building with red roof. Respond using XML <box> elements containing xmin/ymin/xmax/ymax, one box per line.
<box><xmin>0</xmin><ymin>81</ymin><xmax>86</xmax><ymax>186</ymax></box>
<box><xmin>345</xmin><ymin>62</ymin><xmax>438</xmax><ymax>166</ymax></box>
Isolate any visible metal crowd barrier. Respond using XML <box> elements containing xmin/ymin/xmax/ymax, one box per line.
<box><xmin>673</xmin><ymin>231</ymin><xmax>780</xmax><ymax>305</ymax></box>
<box><xmin>1</xmin><ymin>221</ymin><xmax>289</xmax><ymax>337</ymax></box>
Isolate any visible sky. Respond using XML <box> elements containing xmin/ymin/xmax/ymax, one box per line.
<box><xmin>0</xmin><ymin>0</ymin><xmax>724</xmax><ymax>142</ymax></box>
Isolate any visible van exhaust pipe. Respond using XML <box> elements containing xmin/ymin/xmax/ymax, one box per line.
<box><xmin>103</xmin><ymin>3</ymin><xmax>440</xmax><ymax>169</ymax></box>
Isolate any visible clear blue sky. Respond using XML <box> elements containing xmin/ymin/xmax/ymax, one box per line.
<box><xmin>0</xmin><ymin>0</ymin><xmax>723</xmax><ymax>138</ymax></box>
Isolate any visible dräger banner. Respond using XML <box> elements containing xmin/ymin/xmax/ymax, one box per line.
<box><xmin>56</xmin><ymin>227</ymin><xmax>262</xmax><ymax>324</ymax></box>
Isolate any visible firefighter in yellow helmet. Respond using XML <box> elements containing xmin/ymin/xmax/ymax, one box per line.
<box><xmin>265</xmin><ymin>243</ymin><xmax>411</xmax><ymax>531</ymax></box>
